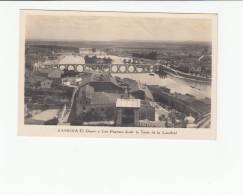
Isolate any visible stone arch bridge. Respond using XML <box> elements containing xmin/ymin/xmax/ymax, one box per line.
<box><xmin>51</xmin><ymin>64</ymin><xmax>161</xmax><ymax>73</ymax></box>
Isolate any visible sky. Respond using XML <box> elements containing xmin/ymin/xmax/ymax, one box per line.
<box><xmin>25</xmin><ymin>13</ymin><xmax>213</xmax><ymax>42</ymax></box>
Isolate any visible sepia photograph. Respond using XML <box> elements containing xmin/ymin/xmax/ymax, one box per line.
<box><xmin>2</xmin><ymin>2</ymin><xmax>242</xmax><ymax>195</ymax></box>
<box><xmin>18</xmin><ymin>10</ymin><xmax>217</xmax><ymax>138</ymax></box>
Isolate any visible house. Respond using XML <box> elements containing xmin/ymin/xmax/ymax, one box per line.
<box><xmin>40</xmin><ymin>79</ymin><xmax>53</xmax><ymax>89</ymax></box>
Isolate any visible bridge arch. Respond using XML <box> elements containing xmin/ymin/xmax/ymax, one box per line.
<box><xmin>119</xmin><ymin>65</ymin><xmax>127</xmax><ymax>73</ymax></box>
<box><xmin>111</xmin><ymin>65</ymin><xmax>119</xmax><ymax>73</ymax></box>
<box><xmin>53</xmin><ymin>64</ymin><xmax>161</xmax><ymax>73</ymax></box>
<box><xmin>68</xmin><ymin>65</ymin><xmax>75</xmax><ymax>71</ymax></box>
<box><xmin>76</xmin><ymin>65</ymin><xmax>84</xmax><ymax>72</ymax></box>
<box><xmin>102</xmin><ymin>65</ymin><xmax>110</xmax><ymax>72</ymax></box>
<box><xmin>136</xmin><ymin>65</ymin><xmax>144</xmax><ymax>73</ymax></box>
<box><xmin>128</xmin><ymin>65</ymin><xmax>136</xmax><ymax>73</ymax></box>
<box><xmin>59</xmin><ymin>65</ymin><xmax>66</xmax><ymax>71</ymax></box>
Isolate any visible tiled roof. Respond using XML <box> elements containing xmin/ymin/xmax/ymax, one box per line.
<box><xmin>80</xmin><ymin>72</ymin><xmax>122</xmax><ymax>88</ymax></box>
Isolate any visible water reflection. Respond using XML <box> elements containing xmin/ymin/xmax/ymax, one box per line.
<box><xmin>112</xmin><ymin>73</ymin><xmax>211</xmax><ymax>99</ymax></box>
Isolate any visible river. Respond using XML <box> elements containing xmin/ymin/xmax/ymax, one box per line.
<box><xmin>54</xmin><ymin>54</ymin><xmax>211</xmax><ymax>99</ymax></box>
<box><xmin>112</xmin><ymin>73</ymin><xmax>211</xmax><ymax>100</ymax></box>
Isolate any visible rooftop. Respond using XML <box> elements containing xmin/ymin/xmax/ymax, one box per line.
<box><xmin>122</xmin><ymin>78</ymin><xmax>153</xmax><ymax>100</ymax></box>
<box><xmin>80</xmin><ymin>72</ymin><xmax>122</xmax><ymax>89</ymax></box>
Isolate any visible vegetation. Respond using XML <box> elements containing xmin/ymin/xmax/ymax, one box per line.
<box><xmin>155</xmin><ymin>66</ymin><xmax>167</xmax><ymax>78</ymax></box>
<box><xmin>132</xmin><ymin>51</ymin><xmax>157</xmax><ymax>60</ymax></box>
<box><xmin>84</xmin><ymin>55</ymin><xmax>112</xmax><ymax>64</ymax></box>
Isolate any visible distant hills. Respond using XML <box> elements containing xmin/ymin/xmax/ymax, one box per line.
<box><xmin>26</xmin><ymin>39</ymin><xmax>211</xmax><ymax>49</ymax></box>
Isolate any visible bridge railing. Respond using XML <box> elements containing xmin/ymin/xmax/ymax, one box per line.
<box><xmin>50</xmin><ymin>64</ymin><xmax>162</xmax><ymax>73</ymax></box>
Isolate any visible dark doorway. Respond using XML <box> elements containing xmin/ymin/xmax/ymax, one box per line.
<box><xmin>121</xmin><ymin>108</ymin><xmax>135</xmax><ymax>126</ymax></box>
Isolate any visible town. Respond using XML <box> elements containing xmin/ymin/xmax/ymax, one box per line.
<box><xmin>24</xmin><ymin>40</ymin><xmax>211</xmax><ymax>128</ymax></box>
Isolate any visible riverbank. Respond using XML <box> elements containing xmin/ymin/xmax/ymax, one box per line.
<box><xmin>161</xmin><ymin>65</ymin><xmax>211</xmax><ymax>84</ymax></box>
<box><xmin>148</xmin><ymin>85</ymin><xmax>211</xmax><ymax>119</ymax></box>
<box><xmin>112</xmin><ymin>72</ymin><xmax>211</xmax><ymax>100</ymax></box>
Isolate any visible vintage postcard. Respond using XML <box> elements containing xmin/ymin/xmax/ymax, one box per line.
<box><xmin>18</xmin><ymin>10</ymin><xmax>217</xmax><ymax>139</ymax></box>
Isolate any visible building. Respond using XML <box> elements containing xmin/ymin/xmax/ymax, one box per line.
<box><xmin>68</xmin><ymin>73</ymin><xmax>127</xmax><ymax>125</ymax></box>
<box><xmin>62</xmin><ymin>77</ymin><xmax>82</xmax><ymax>86</ymax></box>
<box><xmin>116</xmin><ymin>98</ymin><xmax>141</xmax><ymax>127</ymax></box>
<box><xmin>185</xmin><ymin>115</ymin><xmax>196</xmax><ymax>128</ymax></box>
<box><xmin>67</xmin><ymin>73</ymin><xmax>163</xmax><ymax>127</ymax></box>
<box><xmin>122</xmin><ymin>78</ymin><xmax>154</xmax><ymax>101</ymax></box>
<box><xmin>40</xmin><ymin>79</ymin><xmax>53</xmax><ymax>89</ymax></box>
<box><xmin>139</xmin><ymin>101</ymin><xmax>155</xmax><ymax>121</ymax></box>
<box><xmin>80</xmin><ymin>73</ymin><xmax>125</xmax><ymax>94</ymax></box>
<box><xmin>149</xmin><ymin>101</ymin><xmax>169</xmax><ymax>121</ymax></box>
<box><xmin>69</xmin><ymin>84</ymin><xmax>121</xmax><ymax>125</ymax></box>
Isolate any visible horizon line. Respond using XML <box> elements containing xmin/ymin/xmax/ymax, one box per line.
<box><xmin>26</xmin><ymin>38</ymin><xmax>211</xmax><ymax>43</ymax></box>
